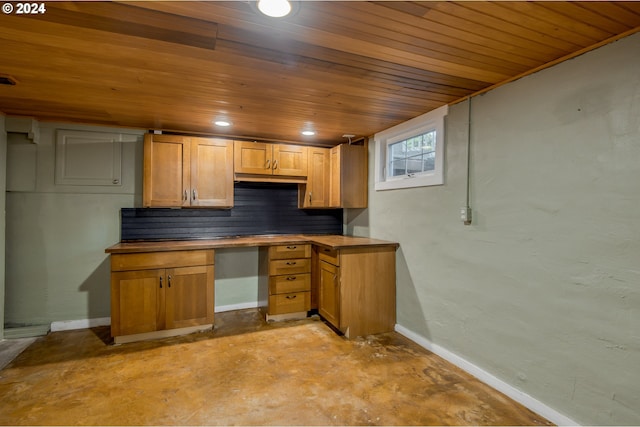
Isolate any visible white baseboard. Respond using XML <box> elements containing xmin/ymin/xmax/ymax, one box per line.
<box><xmin>51</xmin><ymin>317</ymin><xmax>111</xmax><ymax>332</ymax></box>
<box><xmin>394</xmin><ymin>324</ymin><xmax>579</xmax><ymax>426</ymax></box>
<box><xmin>49</xmin><ymin>304</ymin><xmax>258</xmax><ymax>333</ymax></box>
<box><xmin>215</xmin><ymin>302</ymin><xmax>258</xmax><ymax>313</ymax></box>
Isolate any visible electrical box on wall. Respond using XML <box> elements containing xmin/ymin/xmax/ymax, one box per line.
<box><xmin>460</xmin><ymin>207</ymin><xmax>472</xmax><ymax>225</ymax></box>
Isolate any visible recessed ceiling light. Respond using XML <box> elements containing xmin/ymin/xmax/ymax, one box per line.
<box><xmin>257</xmin><ymin>0</ymin><xmax>291</xmax><ymax>17</ymax></box>
<box><xmin>214</xmin><ymin>120</ymin><xmax>231</xmax><ymax>127</ymax></box>
<box><xmin>301</xmin><ymin>130</ymin><xmax>315</xmax><ymax>136</ymax></box>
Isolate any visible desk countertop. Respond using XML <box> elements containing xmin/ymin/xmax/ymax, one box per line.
<box><xmin>105</xmin><ymin>235</ymin><xmax>399</xmax><ymax>254</ymax></box>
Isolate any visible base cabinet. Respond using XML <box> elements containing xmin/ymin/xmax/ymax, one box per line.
<box><xmin>318</xmin><ymin>260</ymin><xmax>340</xmax><ymax>327</ymax></box>
<box><xmin>259</xmin><ymin>244</ymin><xmax>311</xmax><ymax>321</ymax></box>
<box><xmin>110</xmin><ymin>250</ymin><xmax>215</xmax><ymax>344</ymax></box>
<box><xmin>316</xmin><ymin>245</ymin><xmax>396</xmax><ymax>338</ymax></box>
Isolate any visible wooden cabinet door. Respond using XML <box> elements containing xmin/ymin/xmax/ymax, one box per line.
<box><xmin>165</xmin><ymin>265</ymin><xmax>214</xmax><ymax>330</ymax></box>
<box><xmin>318</xmin><ymin>260</ymin><xmax>340</xmax><ymax>328</ymax></box>
<box><xmin>301</xmin><ymin>147</ymin><xmax>330</xmax><ymax>208</ymax></box>
<box><xmin>111</xmin><ymin>269</ymin><xmax>164</xmax><ymax>337</ymax></box>
<box><xmin>191</xmin><ymin>137</ymin><xmax>234</xmax><ymax>207</ymax></box>
<box><xmin>234</xmin><ymin>141</ymin><xmax>272</xmax><ymax>175</ymax></box>
<box><xmin>143</xmin><ymin>134</ymin><xmax>191</xmax><ymax>207</ymax></box>
<box><xmin>329</xmin><ymin>145</ymin><xmax>341</xmax><ymax>207</ymax></box>
<box><xmin>273</xmin><ymin>144</ymin><xmax>308</xmax><ymax>176</ymax></box>
<box><xmin>329</xmin><ymin>144</ymin><xmax>367</xmax><ymax>208</ymax></box>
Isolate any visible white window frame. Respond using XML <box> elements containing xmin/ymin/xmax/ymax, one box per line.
<box><xmin>374</xmin><ymin>104</ymin><xmax>447</xmax><ymax>191</ymax></box>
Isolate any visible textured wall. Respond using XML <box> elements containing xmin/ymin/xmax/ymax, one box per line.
<box><xmin>351</xmin><ymin>33</ymin><xmax>640</xmax><ymax>425</ymax></box>
<box><xmin>5</xmin><ymin>123</ymin><xmax>142</xmax><ymax>326</ymax></box>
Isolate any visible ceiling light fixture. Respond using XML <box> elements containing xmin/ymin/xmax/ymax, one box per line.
<box><xmin>301</xmin><ymin>130</ymin><xmax>315</xmax><ymax>136</ymax></box>
<box><xmin>257</xmin><ymin>0</ymin><xmax>291</xmax><ymax>18</ymax></box>
<box><xmin>214</xmin><ymin>120</ymin><xmax>231</xmax><ymax>127</ymax></box>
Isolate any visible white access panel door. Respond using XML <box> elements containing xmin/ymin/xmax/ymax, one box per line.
<box><xmin>55</xmin><ymin>129</ymin><xmax>124</xmax><ymax>186</ymax></box>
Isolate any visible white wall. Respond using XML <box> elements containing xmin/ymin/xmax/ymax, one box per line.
<box><xmin>351</xmin><ymin>33</ymin><xmax>640</xmax><ymax>425</ymax></box>
<box><xmin>4</xmin><ymin>122</ymin><xmax>261</xmax><ymax>327</ymax></box>
<box><xmin>5</xmin><ymin>123</ymin><xmax>143</xmax><ymax>327</ymax></box>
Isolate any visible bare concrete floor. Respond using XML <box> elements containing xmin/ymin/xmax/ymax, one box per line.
<box><xmin>0</xmin><ymin>309</ymin><xmax>551</xmax><ymax>426</ymax></box>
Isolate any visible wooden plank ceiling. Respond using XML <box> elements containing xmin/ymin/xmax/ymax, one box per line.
<box><xmin>1</xmin><ymin>1</ymin><xmax>639</xmax><ymax>146</ymax></box>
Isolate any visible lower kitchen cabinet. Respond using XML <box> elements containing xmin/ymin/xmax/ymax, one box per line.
<box><xmin>258</xmin><ymin>244</ymin><xmax>312</xmax><ymax>321</ymax></box>
<box><xmin>110</xmin><ymin>250</ymin><xmax>214</xmax><ymax>344</ymax></box>
<box><xmin>318</xmin><ymin>259</ymin><xmax>340</xmax><ymax>327</ymax></box>
<box><xmin>316</xmin><ymin>245</ymin><xmax>396</xmax><ymax>338</ymax></box>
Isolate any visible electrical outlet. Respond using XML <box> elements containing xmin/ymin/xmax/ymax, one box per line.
<box><xmin>460</xmin><ymin>207</ymin><xmax>472</xmax><ymax>224</ymax></box>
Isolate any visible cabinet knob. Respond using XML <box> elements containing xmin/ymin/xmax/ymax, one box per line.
<box><xmin>266</xmin><ymin>159</ymin><xmax>271</xmax><ymax>169</ymax></box>
<box><xmin>285</xmin><ymin>295</ymin><xmax>297</xmax><ymax>300</ymax></box>
<box><xmin>159</xmin><ymin>276</ymin><xmax>163</xmax><ymax>288</ymax></box>
<box><xmin>168</xmin><ymin>275</ymin><xmax>172</xmax><ymax>288</ymax></box>
<box><xmin>286</xmin><ymin>276</ymin><xmax>297</xmax><ymax>281</ymax></box>
<box><xmin>273</xmin><ymin>160</ymin><xmax>278</xmax><ymax>170</ymax></box>
<box><xmin>192</xmin><ymin>189</ymin><xmax>198</xmax><ymax>200</ymax></box>
<box><xmin>184</xmin><ymin>190</ymin><xmax>188</xmax><ymax>201</ymax></box>
<box><xmin>286</xmin><ymin>246</ymin><xmax>297</xmax><ymax>250</ymax></box>
<box><xmin>285</xmin><ymin>261</ymin><xmax>297</xmax><ymax>265</ymax></box>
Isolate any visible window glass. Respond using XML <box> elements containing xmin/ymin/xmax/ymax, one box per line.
<box><xmin>374</xmin><ymin>105</ymin><xmax>447</xmax><ymax>191</ymax></box>
<box><xmin>388</xmin><ymin>130</ymin><xmax>436</xmax><ymax>179</ymax></box>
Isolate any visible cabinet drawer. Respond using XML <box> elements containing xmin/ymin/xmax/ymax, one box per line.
<box><xmin>269</xmin><ymin>244</ymin><xmax>311</xmax><ymax>260</ymax></box>
<box><xmin>268</xmin><ymin>292</ymin><xmax>310</xmax><ymax>315</ymax></box>
<box><xmin>269</xmin><ymin>273</ymin><xmax>311</xmax><ymax>295</ymax></box>
<box><xmin>269</xmin><ymin>258</ymin><xmax>311</xmax><ymax>276</ymax></box>
<box><xmin>111</xmin><ymin>250</ymin><xmax>214</xmax><ymax>272</ymax></box>
<box><xmin>318</xmin><ymin>247</ymin><xmax>339</xmax><ymax>266</ymax></box>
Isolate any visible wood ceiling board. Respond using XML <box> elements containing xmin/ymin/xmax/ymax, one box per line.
<box><xmin>130</xmin><ymin>1</ymin><xmax>509</xmax><ymax>83</ymax></box>
<box><xmin>539</xmin><ymin>2</ymin><xmax>640</xmax><ymax>34</ymax></box>
<box><xmin>352</xmin><ymin>2</ymin><xmax>575</xmax><ymax>60</ymax></box>
<box><xmin>578</xmin><ymin>2</ymin><xmax>640</xmax><ymax>27</ymax></box>
<box><xmin>29</xmin><ymin>3</ymin><xmax>218</xmax><ymax>51</ymax></box>
<box><xmin>2</xmin><ymin>1</ymin><xmax>640</xmax><ymax>145</ymax></box>
<box><xmin>495</xmin><ymin>2</ymin><xmax>611</xmax><ymax>44</ymax></box>
<box><xmin>284</xmin><ymin>2</ymin><xmax>538</xmax><ymax>74</ymax></box>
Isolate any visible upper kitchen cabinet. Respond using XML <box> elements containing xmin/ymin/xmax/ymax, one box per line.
<box><xmin>234</xmin><ymin>141</ymin><xmax>308</xmax><ymax>182</ymax></box>
<box><xmin>330</xmin><ymin>143</ymin><xmax>368</xmax><ymax>209</ymax></box>
<box><xmin>143</xmin><ymin>134</ymin><xmax>233</xmax><ymax>208</ymax></box>
<box><xmin>299</xmin><ymin>147</ymin><xmax>330</xmax><ymax>208</ymax></box>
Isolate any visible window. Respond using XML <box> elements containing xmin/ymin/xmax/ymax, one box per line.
<box><xmin>374</xmin><ymin>105</ymin><xmax>447</xmax><ymax>190</ymax></box>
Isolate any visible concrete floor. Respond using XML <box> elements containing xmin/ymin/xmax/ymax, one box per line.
<box><xmin>0</xmin><ymin>309</ymin><xmax>551</xmax><ymax>426</ymax></box>
<box><xmin>0</xmin><ymin>337</ymin><xmax>37</xmax><ymax>370</ymax></box>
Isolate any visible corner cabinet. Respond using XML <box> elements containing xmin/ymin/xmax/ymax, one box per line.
<box><xmin>234</xmin><ymin>141</ymin><xmax>308</xmax><ymax>182</ymax></box>
<box><xmin>299</xmin><ymin>143</ymin><xmax>368</xmax><ymax>209</ymax></box>
<box><xmin>110</xmin><ymin>249</ymin><xmax>215</xmax><ymax>344</ymax></box>
<box><xmin>330</xmin><ymin>143</ymin><xmax>368</xmax><ymax>208</ymax></box>
<box><xmin>316</xmin><ymin>245</ymin><xmax>396</xmax><ymax>338</ymax></box>
<box><xmin>143</xmin><ymin>134</ymin><xmax>234</xmax><ymax>208</ymax></box>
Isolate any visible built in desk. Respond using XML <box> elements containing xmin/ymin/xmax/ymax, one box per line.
<box><xmin>106</xmin><ymin>235</ymin><xmax>399</xmax><ymax>344</ymax></box>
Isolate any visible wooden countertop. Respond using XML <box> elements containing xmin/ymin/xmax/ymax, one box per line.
<box><xmin>105</xmin><ymin>235</ymin><xmax>399</xmax><ymax>254</ymax></box>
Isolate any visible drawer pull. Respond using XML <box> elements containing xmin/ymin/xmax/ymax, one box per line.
<box><xmin>286</xmin><ymin>246</ymin><xmax>297</xmax><ymax>250</ymax></box>
<box><xmin>159</xmin><ymin>276</ymin><xmax>163</xmax><ymax>288</ymax></box>
<box><xmin>168</xmin><ymin>275</ymin><xmax>172</xmax><ymax>288</ymax></box>
<box><xmin>285</xmin><ymin>261</ymin><xmax>297</xmax><ymax>265</ymax></box>
<box><xmin>285</xmin><ymin>295</ymin><xmax>297</xmax><ymax>300</ymax></box>
<box><xmin>286</xmin><ymin>276</ymin><xmax>297</xmax><ymax>281</ymax></box>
